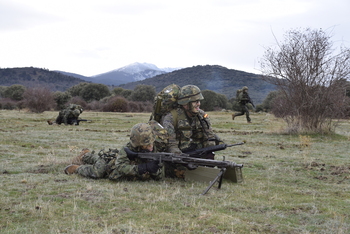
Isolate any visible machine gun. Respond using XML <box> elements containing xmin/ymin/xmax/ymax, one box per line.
<box><xmin>72</xmin><ymin>119</ymin><xmax>91</xmax><ymax>125</ymax></box>
<box><xmin>124</xmin><ymin>147</ymin><xmax>244</xmax><ymax>195</ymax></box>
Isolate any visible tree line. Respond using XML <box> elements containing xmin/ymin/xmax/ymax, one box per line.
<box><xmin>0</xmin><ymin>82</ymin><xmax>251</xmax><ymax>113</ymax></box>
<box><xmin>2</xmin><ymin>28</ymin><xmax>350</xmax><ymax>134</ymax></box>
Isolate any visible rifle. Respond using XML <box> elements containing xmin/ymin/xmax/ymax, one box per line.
<box><xmin>247</xmin><ymin>96</ymin><xmax>255</xmax><ymax>109</ymax></box>
<box><xmin>250</xmin><ymin>101</ymin><xmax>256</xmax><ymax>109</ymax></box>
<box><xmin>124</xmin><ymin>147</ymin><xmax>243</xmax><ymax>195</ymax></box>
<box><xmin>184</xmin><ymin>142</ymin><xmax>245</xmax><ymax>158</ymax></box>
<box><xmin>73</xmin><ymin>119</ymin><xmax>91</xmax><ymax>125</ymax></box>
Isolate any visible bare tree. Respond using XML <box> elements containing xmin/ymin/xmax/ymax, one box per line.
<box><xmin>260</xmin><ymin>28</ymin><xmax>350</xmax><ymax>133</ymax></box>
<box><xmin>23</xmin><ymin>87</ymin><xmax>55</xmax><ymax>113</ymax></box>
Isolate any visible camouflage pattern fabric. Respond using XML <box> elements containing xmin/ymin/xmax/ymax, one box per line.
<box><xmin>150</xmin><ymin>84</ymin><xmax>181</xmax><ymax>123</ymax></box>
<box><xmin>238</xmin><ymin>91</ymin><xmax>250</xmax><ymax>103</ymax></box>
<box><xmin>130</xmin><ymin>123</ymin><xmax>155</xmax><ymax>147</ymax></box>
<box><xmin>161</xmin><ymin>107</ymin><xmax>217</xmax><ymax>154</ymax></box>
<box><xmin>148</xmin><ymin>120</ymin><xmax>169</xmax><ymax>152</ymax></box>
<box><xmin>177</xmin><ymin>85</ymin><xmax>204</xmax><ymax>105</ymax></box>
<box><xmin>75</xmin><ymin>148</ymin><xmax>118</xmax><ymax>179</ymax></box>
<box><xmin>109</xmin><ymin>143</ymin><xmax>162</xmax><ymax>181</ymax></box>
<box><xmin>234</xmin><ymin>102</ymin><xmax>251</xmax><ymax>122</ymax></box>
<box><xmin>74</xmin><ymin>122</ymin><xmax>181</xmax><ymax>181</ymax></box>
<box><xmin>235</xmin><ymin>90</ymin><xmax>252</xmax><ymax>122</ymax></box>
<box><xmin>55</xmin><ymin>104</ymin><xmax>83</xmax><ymax>125</ymax></box>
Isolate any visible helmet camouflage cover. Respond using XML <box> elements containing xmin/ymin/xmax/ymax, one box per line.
<box><xmin>177</xmin><ymin>85</ymin><xmax>204</xmax><ymax>105</ymax></box>
<box><xmin>130</xmin><ymin>123</ymin><xmax>156</xmax><ymax>148</ymax></box>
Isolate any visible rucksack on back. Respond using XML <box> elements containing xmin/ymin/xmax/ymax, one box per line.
<box><xmin>236</xmin><ymin>89</ymin><xmax>242</xmax><ymax>101</ymax></box>
<box><xmin>150</xmin><ymin>84</ymin><xmax>181</xmax><ymax>123</ymax></box>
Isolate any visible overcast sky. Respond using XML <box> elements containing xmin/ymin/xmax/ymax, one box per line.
<box><xmin>1</xmin><ymin>0</ymin><xmax>349</xmax><ymax>77</ymax></box>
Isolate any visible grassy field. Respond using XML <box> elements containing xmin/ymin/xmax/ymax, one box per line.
<box><xmin>0</xmin><ymin>110</ymin><xmax>349</xmax><ymax>234</ymax></box>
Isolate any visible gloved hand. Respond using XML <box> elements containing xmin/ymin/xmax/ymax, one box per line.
<box><xmin>138</xmin><ymin>161</ymin><xmax>160</xmax><ymax>174</ymax></box>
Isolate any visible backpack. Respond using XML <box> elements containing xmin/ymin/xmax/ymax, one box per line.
<box><xmin>150</xmin><ymin>84</ymin><xmax>181</xmax><ymax>123</ymax></box>
<box><xmin>236</xmin><ymin>89</ymin><xmax>242</xmax><ymax>102</ymax></box>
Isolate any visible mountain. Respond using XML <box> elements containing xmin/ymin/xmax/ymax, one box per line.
<box><xmin>119</xmin><ymin>65</ymin><xmax>276</xmax><ymax>104</ymax></box>
<box><xmin>0</xmin><ymin>67</ymin><xmax>88</xmax><ymax>92</ymax></box>
<box><xmin>54</xmin><ymin>71</ymin><xmax>90</xmax><ymax>81</ymax></box>
<box><xmin>80</xmin><ymin>62</ymin><xmax>181</xmax><ymax>86</ymax></box>
<box><xmin>0</xmin><ymin>65</ymin><xmax>276</xmax><ymax>104</ymax></box>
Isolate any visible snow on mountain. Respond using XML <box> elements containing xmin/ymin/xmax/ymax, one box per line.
<box><xmin>58</xmin><ymin>62</ymin><xmax>182</xmax><ymax>85</ymax></box>
<box><xmin>160</xmin><ymin>67</ymin><xmax>182</xmax><ymax>72</ymax></box>
<box><xmin>118</xmin><ymin>62</ymin><xmax>162</xmax><ymax>74</ymax></box>
<box><xmin>84</xmin><ymin>62</ymin><xmax>181</xmax><ymax>85</ymax></box>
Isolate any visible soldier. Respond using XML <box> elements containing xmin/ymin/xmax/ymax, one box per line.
<box><xmin>160</xmin><ymin>85</ymin><xmax>224</xmax><ymax>159</ymax></box>
<box><xmin>55</xmin><ymin>104</ymin><xmax>83</xmax><ymax>125</ymax></box>
<box><xmin>232</xmin><ymin>86</ymin><xmax>254</xmax><ymax>123</ymax></box>
<box><xmin>64</xmin><ymin>121</ymin><xmax>183</xmax><ymax>180</ymax></box>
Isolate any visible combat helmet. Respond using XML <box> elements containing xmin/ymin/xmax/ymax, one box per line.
<box><xmin>242</xmin><ymin>86</ymin><xmax>248</xmax><ymax>91</ymax></box>
<box><xmin>177</xmin><ymin>85</ymin><xmax>204</xmax><ymax>105</ymax></box>
<box><xmin>69</xmin><ymin>104</ymin><xmax>76</xmax><ymax>109</ymax></box>
<box><xmin>129</xmin><ymin>123</ymin><xmax>156</xmax><ymax>148</ymax></box>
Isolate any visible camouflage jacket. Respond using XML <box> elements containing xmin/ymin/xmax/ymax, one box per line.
<box><xmin>108</xmin><ymin>142</ymin><xmax>163</xmax><ymax>181</ymax></box>
<box><xmin>238</xmin><ymin>91</ymin><xmax>251</xmax><ymax>104</ymax></box>
<box><xmin>161</xmin><ymin>107</ymin><xmax>217</xmax><ymax>153</ymax></box>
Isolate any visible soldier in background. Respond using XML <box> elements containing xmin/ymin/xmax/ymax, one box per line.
<box><xmin>232</xmin><ymin>86</ymin><xmax>254</xmax><ymax>123</ymax></box>
<box><xmin>54</xmin><ymin>104</ymin><xmax>83</xmax><ymax>125</ymax></box>
<box><xmin>161</xmin><ymin>85</ymin><xmax>224</xmax><ymax>159</ymax></box>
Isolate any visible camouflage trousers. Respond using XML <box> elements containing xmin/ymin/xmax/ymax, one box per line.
<box><xmin>234</xmin><ymin>104</ymin><xmax>251</xmax><ymax>122</ymax></box>
<box><xmin>76</xmin><ymin>152</ymin><xmax>110</xmax><ymax>179</ymax></box>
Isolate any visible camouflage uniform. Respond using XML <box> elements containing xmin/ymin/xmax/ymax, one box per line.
<box><xmin>74</xmin><ymin>122</ymin><xmax>167</xmax><ymax>181</ymax></box>
<box><xmin>76</xmin><ymin>148</ymin><xmax>118</xmax><ymax>179</ymax></box>
<box><xmin>161</xmin><ymin>85</ymin><xmax>223</xmax><ymax>158</ymax></box>
<box><xmin>56</xmin><ymin>104</ymin><xmax>83</xmax><ymax>125</ymax></box>
<box><xmin>234</xmin><ymin>86</ymin><xmax>252</xmax><ymax>123</ymax></box>
<box><xmin>108</xmin><ymin>142</ymin><xmax>162</xmax><ymax>181</ymax></box>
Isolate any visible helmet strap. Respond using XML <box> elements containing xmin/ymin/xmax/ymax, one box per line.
<box><xmin>187</xmin><ymin>102</ymin><xmax>198</xmax><ymax>116</ymax></box>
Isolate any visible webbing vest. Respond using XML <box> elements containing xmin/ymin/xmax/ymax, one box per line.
<box><xmin>170</xmin><ymin>108</ymin><xmax>212</xmax><ymax>150</ymax></box>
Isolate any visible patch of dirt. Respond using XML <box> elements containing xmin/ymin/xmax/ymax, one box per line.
<box><xmin>305</xmin><ymin>161</ymin><xmax>350</xmax><ymax>183</ymax></box>
<box><xmin>314</xmin><ymin>176</ymin><xmax>328</xmax><ymax>180</ymax></box>
<box><xmin>238</xmin><ymin>151</ymin><xmax>252</xmax><ymax>158</ymax></box>
<box><xmin>305</xmin><ymin>161</ymin><xmax>326</xmax><ymax>171</ymax></box>
<box><xmin>27</xmin><ymin>165</ymin><xmax>51</xmax><ymax>174</ymax></box>
<box><xmin>329</xmin><ymin>165</ymin><xmax>350</xmax><ymax>175</ymax></box>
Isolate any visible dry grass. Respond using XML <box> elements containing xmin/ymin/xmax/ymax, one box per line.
<box><xmin>0</xmin><ymin>110</ymin><xmax>349</xmax><ymax>233</ymax></box>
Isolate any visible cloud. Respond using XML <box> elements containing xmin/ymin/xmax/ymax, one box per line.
<box><xmin>0</xmin><ymin>1</ymin><xmax>62</xmax><ymax>31</ymax></box>
<box><xmin>0</xmin><ymin>0</ymin><xmax>349</xmax><ymax>76</ymax></box>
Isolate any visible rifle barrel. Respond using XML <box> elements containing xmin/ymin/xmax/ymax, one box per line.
<box><xmin>226</xmin><ymin>142</ymin><xmax>245</xmax><ymax>147</ymax></box>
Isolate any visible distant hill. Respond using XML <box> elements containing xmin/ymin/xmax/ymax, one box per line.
<box><xmin>120</xmin><ymin>65</ymin><xmax>276</xmax><ymax>104</ymax></box>
<box><xmin>0</xmin><ymin>65</ymin><xmax>276</xmax><ymax>104</ymax></box>
<box><xmin>0</xmin><ymin>67</ymin><xmax>87</xmax><ymax>91</ymax></box>
<box><xmin>57</xmin><ymin>62</ymin><xmax>181</xmax><ymax>86</ymax></box>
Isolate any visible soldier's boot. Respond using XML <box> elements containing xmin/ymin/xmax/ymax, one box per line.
<box><xmin>232</xmin><ymin>114</ymin><xmax>235</xmax><ymax>120</ymax></box>
<box><xmin>174</xmin><ymin>169</ymin><xmax>185</xmax><ymax>180</ymax></box>
<box><xmin>71</xmin><ymin>148</ymin><xmax>90</xmax><ymax>165</ymax></box>
<box><xmin>64</xmin><ymin>165</ymin><xmax>80</xmax><ymax>175</ymax></box>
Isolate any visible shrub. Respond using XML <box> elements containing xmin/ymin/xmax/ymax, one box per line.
<box><xmin>22</xmin><ymin>87</ymin><xmax>55</xmax><ymax>113</ymax></box>
<box><xmin>67</xmin><ymin>96</ymin><xmax>87</xmax><ymax>110</ymax></box>
<box><xmin>0</xmin><ymin>98</ymin><xmax>18</xmax><ymax>110</ymax></box>
<box><xmin>102</xmin><ymin>96</ymin><xmax>128</xmax><ymax>112</ymax></box>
